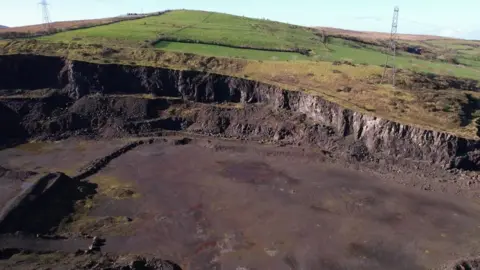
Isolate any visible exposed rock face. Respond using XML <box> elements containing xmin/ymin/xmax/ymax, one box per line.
<box><xmin>0</xmin><ymin>54</ymin><xmax>479</xmax><ymax>170</ymax></box>
<box><xmin>0</xmin><ymin>172</ymin><xmax>96</xmax><ymax>234</ymax></box>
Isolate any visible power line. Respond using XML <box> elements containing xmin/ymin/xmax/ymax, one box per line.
<box><xmin>382</xmin><ymin>6</ymin><xmax>400</xmax><ymax>87</ymax></box>
<box><xmin>39</xmin><ymin>0</ymin><xmax>52</xmax><ymax>32</ymax></box>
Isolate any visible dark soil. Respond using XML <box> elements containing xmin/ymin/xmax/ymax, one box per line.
<box><xmin>0</xmin><ymin>249</ymin><xmax>182</xmax><ymax>270</ymax></box>
<box><xmin>0</xmin><ymin>138</ymin><xmax>479</xmax><ymax>269</ymax></box>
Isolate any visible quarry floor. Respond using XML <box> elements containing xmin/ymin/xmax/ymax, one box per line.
<box><xmin>1</xmin><ymin>137</ymin><xmax>480</xmax><ymax>270</ymax></box>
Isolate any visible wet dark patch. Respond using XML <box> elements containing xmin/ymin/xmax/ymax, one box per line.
<box><xmin>377</xmin><ymin>212</ymin><xmax>404</xmax><ymax>227</ymax></box>
<box><xmin>194</xmin><ymin>241</ymin><xmax>217</xmax><ymax>255</ymax></box>
<box><xmin>403</xmin><ymin>192</ymin><xmax>469</xmax><ymax>217</ymax></box>
<box><xmin>347</xmin><ymin>241</ymin><xmax>422</xmax><ymax>270</ymax></box>
<box><xmin>173</xmin><ymin>137</ymin><xmax>192</xmax><ymax>145</ymax></box>
<box><xmin>213</xmin><ymin>144</ymin><xmax>247</xmax><ymax>153</ymax></box>
<box><xmin>401</xmin><ymin>191</ymin><xmax>476</xmax><ymax>231</ymax></box>
<box><xmin>0</xmin><ymin>248</ymin><xmax>22</xmax><ymax>260</ymax></box>
<box><xmin>309</xmin><ymin>204</ymin><xmax>333</xmax><ymax>214</ymax></box>
<box><xmin>311</xmin><ymin>258</ymin><xmax>345</xmax><ymax>270</ymax></box>
<box><xmin>321</xmin><ymin>169</ymin><xmax>391</xmax><ymax>199</ymax></box>
<box><xmin>0</xmin><ymin>166</ymin><xmax>37</xmax><ymax>181</ymax></box>
<box><xmin>283</xmin><ymin>253</ymin><xmax>299</xmax><ymax>270</ymax></box>
<box><xmin>219</xmin><ymin>161</ymin><xmax>301</xmax><ymax>186</ymax></box>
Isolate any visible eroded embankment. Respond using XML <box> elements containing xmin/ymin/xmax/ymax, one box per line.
<box><xmin>0</xmin><ymin>54</ymin><xmax>479</xmax><ymax>170</ymax></box>
<box><xmin>0</xmin><ymin>172</ymin><xmax>96</xmax><ymax>234</ymax></box>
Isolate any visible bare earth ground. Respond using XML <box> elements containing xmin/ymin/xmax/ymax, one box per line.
<box><xmin>1</xmin><ymin>137</ymin><xmax>480</xmax><ymax>269</ymax></box>
<box><xmin>0</xmin><ymin>139</ymin><xmax>128</xmax><ymax>175</ymax></box>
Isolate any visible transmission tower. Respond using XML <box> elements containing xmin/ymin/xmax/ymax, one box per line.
<box><xmin>382</xmin><ymin>6</ymin><xmax>400</xmax><ymax>86</ymax></box>
<box><xmin>39</xmin><ymin>0</ymin><xmax>52</xmax><ymax>32</ymax></box>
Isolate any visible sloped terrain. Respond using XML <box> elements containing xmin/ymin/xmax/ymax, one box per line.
<box><xmin>2</xmin><ymin>46</ymin><xmax>480</xmax><ymax>139</ymax></box>
<box><xmin>27</xmin><ymin>10</ymin><xmax>479</xmax><ymax>78</ymax></box>
<box><xmin>0</xmin><ymin>53</ymin><xmax>479</xmax><ymax>269</ymax></box>
<box><xmin>2</xmin><ymin>9</ymin><xmax>480</xmax><ymax>270</ymax></box>
<box><xmin>39</xmin><ymin>10</ymin><xmax>320</xmax><ymax>50</ymax></box>
<box><xmin>2</xmin><ymin>10</ymin><xmax>480</xmax><ymax>138</ymax></box>
<box><xmin>317</xmin><ymin>27</ymin><xmax>450</xmax><ymax>41</ymax></box>
<box><xmin>0</xmin><ymin>19</ymin><xmax>117</xmax><ymax>34</ymax></box>
<box><xmin>0</xmin><ymin>54</ymin><xmax>479</xmax><ymax>169</ymax></box>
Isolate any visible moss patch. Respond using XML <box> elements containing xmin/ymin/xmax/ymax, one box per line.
<box><xmin>89</xmin><ymin>174</ymin><xmax>140</xmax><ymax>200</ymax></box>
<box><xmin>7</xmin><ymin>251</ymin><xmax>66</xmax><ymax>265</ymax></box>
<box><xmin>64</xmin><ymin>215</ymin><xmax>135</xmax><ymax>235</ymax></box>
<box><xmin>14</xmin><ymin>142</ymin><xmax>52</xmax><ymax>154</ymax></box>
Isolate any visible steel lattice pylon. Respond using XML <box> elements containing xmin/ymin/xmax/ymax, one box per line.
<box><xmin>40</xmin><ymin>0</ymin><xmax>52</xmax><ymax>32</ymax></box>
<box><xmin>382</xmin><ymin>6</ymin><xmax>400</xmax><ymax>86</ymax></box>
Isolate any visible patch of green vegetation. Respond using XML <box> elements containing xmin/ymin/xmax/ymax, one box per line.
<box><xmin>65</xmin><ymin>215</ymin><xmax>135</xmax><ymax>235</ymax></box>
<box><xmin>156</xmin><ymin>41</ymin><xmax>308</xmax><ymax>60</ymax></box>
<box><xmin>472</xmin><ymin>110</ymin><xmax>480</xmax><ymax>118</ymax></box>
<box><xmin>40</xmin><ymin>10</ymin><xmax>322</xmax><ymax>50</ymax></box>
<box><xmin>7</xmin><ymin>252</ymin><xmax>66</xmax><ymax>265</ymax></box>
<box><xmin>319</xmin><ymin>38</ymin><xmax>480</xmax><ymax>79</ymax></box>
<box><xmin>90</xmin><ymin>174</ymin><xmax>140</xmax><ymax>199</ymax></box>
<box><xmin>58</xmin><ymin>181</ymin><xmax>136</xmax><ymax>236</ymax></box>
<box><xmin>457</xmin><ymin>56</ymin><xmax>480</xmax><ymax>68</ymax></box>
<box><xmin>30</xmin><ymin>10</ymin><xmax>480</xmax><ymax>79</ymax></box>
<box><xmin>15</xmin><ymin>142</ymin><xmax>52</xmax><ymax>154</ymax></box>
<box><xmin>442</xmin><ymin>105</ymin><xmax>452</xmax><ymax>112</ymax></box>
<box><xmin>418</xmin><ymin>39</ymin><xmax>480</xmax><ymax>70</ymax></box>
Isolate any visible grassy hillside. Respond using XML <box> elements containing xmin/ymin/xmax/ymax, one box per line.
<box><xmin>40</xmin><ymin>10</ymin><xmax>321</xmax><ymax>50</ymax></box>
<box><xmin>156</xmin><ymin>41</ymin><xmax>309</xmax><ymax>61</ymax></box>
<box><xmin>0</xmin><ymin>19</ymin><xmax>117</xmax><ymax>34</ymax></box>
<box><xmin>37</xmin><ymin>10</ymin><xmax>480</xmax><ymax>80</ymax></box>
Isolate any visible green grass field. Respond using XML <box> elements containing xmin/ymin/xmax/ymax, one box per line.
<box><xmin>156</xmin><ymin>41</ymin><xmax>309</xmax><ymax>60</ymax></box>
<box><xmin>36</xmin><ymin>10</ymin><xmax>480</xmax><ymax>80</ymax></box>
<box><xmin>315</xmin><ymin>39</ymin><xmax>480</xmax><ymax>79</ymax></box>
<box><xmin>40</xmin><ymin>10</ymin><xmax>322</xmax><ymax>50</ymax></box>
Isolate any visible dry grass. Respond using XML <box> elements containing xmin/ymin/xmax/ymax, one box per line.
<box><xmin>0</xmin><ymin>88</ymin><xmax>56</xmax><ymax>99</ymax></box>
<box><xmin>0</xmin><ymin>18</ymin><xmax>119</xmax><ymax>34</ymax></box>
<box><xmin>5</xmin><ymin>252</ymin><xmax>66</xmax><ymax>266</ymax></box>
<box><xmin>242</xmin><ymin>60</ymin><xmax>480</xmax><ymax>138</ymax></box>
<box><xmin>14</xmin><ymin>141</ymin><xmax>54</xmax><ymax>154</ymax></box>
<box><xmin>316</xmin><ymin>27</ymin><xmax>452</xmax><ymax>41</ymax></box>
<box><xmin>64</xmin><ymin>215</ymin><xmax>134</xmax><ymax>235</ymax></box>
<box><xmin>58</xmin><ymin>173</ymin><xmax>138</xmax><ymax>235</ymax></box>
<box><xmin>89</xmin><ymin>174</ymin><xmax>140</xmax><ymax>200</ymax></box>
<box><xmin>60</xmin><ymin>194</ymin><xmax>135</xmax><ymax>235</ymax></box>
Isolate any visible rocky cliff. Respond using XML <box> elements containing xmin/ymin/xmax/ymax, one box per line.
<box><xmin>0</xmin><ymin>54</ymin><xmax>479</xmax><ymax>170</ymax></box>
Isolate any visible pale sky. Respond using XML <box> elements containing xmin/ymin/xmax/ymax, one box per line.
<box><xmin>1</xmin><ymin>0</ymin><xmax>479</xmax><ymax>39</ymax></box>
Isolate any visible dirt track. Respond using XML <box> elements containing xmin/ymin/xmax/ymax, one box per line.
<box><xmin>1</xmin><ymin>137</ymin><xmax>480</xmax><ymax>269</ymax></box>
